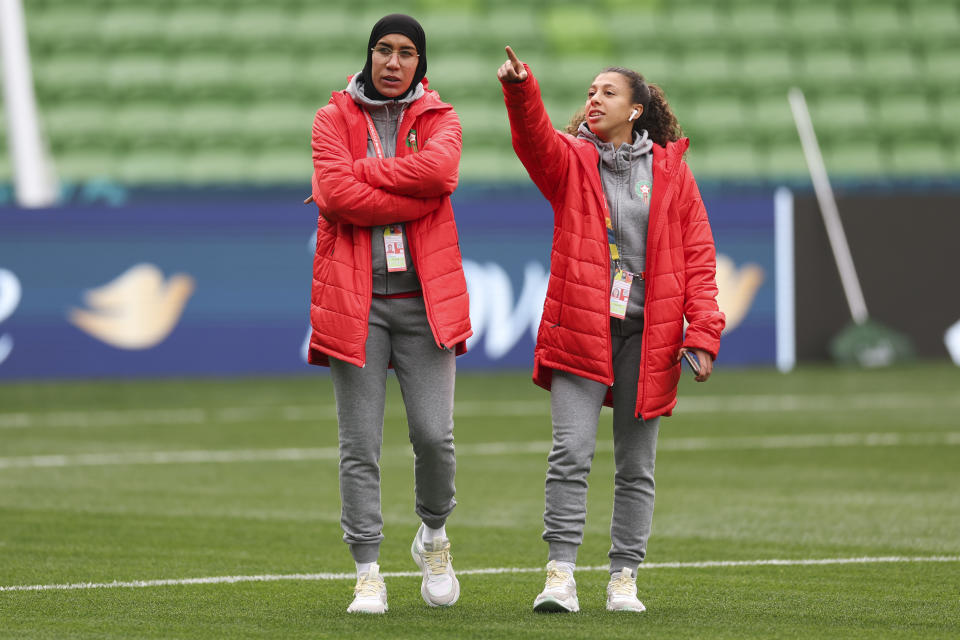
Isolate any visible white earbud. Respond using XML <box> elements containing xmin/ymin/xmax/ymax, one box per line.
<box><xmin>628</xmin><ymin>108</ymin><xmax>639</xmax><ymax>122</ymax></box>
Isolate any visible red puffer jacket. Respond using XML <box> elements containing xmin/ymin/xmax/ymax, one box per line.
<box><xmin>502</xmin><ymin>67</ymin><xmax>725</xmax><ymax>419</ymax></box>
<box><xmin>308</xmin><ymin>79</ymin><xmax>472</xmax><ymax>367</ymax></box>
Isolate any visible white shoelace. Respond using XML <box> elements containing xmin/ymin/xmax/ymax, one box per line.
<box><xmin>422</xmin><ymin>544</ymin><xmax>451</xmax><ymax>575</ymax></box>
<box><xmin>608</xmin><ymin>572</ymin><xmax>636</xmax><ymax>596</ymax></box>
<box><xmin>545</xmin><ymin>567</ymin><xmax>572</xmax><ymax>589</ymax></box>
<box><xmin>354</xmin><ymin>574</ymin><xmax>383</xmax><ymax>597</ymax></box>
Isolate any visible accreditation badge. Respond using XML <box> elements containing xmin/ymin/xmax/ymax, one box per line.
<box><xmin>383</xmin><ymin>224</ymin><xmax>407</xmax><ymax>272</ymax></box>
<box><xmin>609</xmin><ymin>268</ymin><xmax>633</xmax><ymax>319</ymax></box>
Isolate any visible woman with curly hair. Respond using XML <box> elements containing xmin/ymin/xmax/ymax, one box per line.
<box><xmin>497</xmin><ymin>46</ymin><xmax>725</xmax><ymax>613</ymax></box>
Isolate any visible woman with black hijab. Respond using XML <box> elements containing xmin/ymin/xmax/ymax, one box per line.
<box><xmin>307</xmin><ymin>14</ymin><xmax>471</xmax><ymax>614</ymax></box>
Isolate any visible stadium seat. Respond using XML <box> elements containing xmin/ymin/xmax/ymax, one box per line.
<box><xmin>765</xmin><ymin>140</ymin><xmax>809</xmax><ymax>177</ymax></box>
<box><xmin>682</xmin><ymin>96</ymin><xmax>752</xmax><ymax>146</ymax></box>
<box><xmin>606</xmin><ymin>11</ymin><xmax>669</xmax><ymax>56</ymax></box>
<box><xmin>677</xmin><ymin>49</ymin><xmax>736</xmax><ymax>90</ymax></box>
<box><xmin>726</xmin><ymin>3</ymin><xmax>787</xmax><ymax>42</ymax></box>
<box><xmin>823</xmin><ymin>141</ymin><xmax>883</xmax><ymax>176</ymax></box>
<box><xmin>41</xmin><ymin>102</ymin><xmax>107</xmax><ymax>144</ymax></box>
<box><xmin>242</xmin><ymin>102</ymin><xmax>314</xmax><ymax>148</ymax></box>
<box><xmin>33</xmin><ymin>55</ymin><xmax>108</xmax><ymax>101</ymax></box>
<box><xmin>787</xmin><ymin>3</ymin><xmax>848</xmax><ymax>44</ymax></box>
<box><xmin>924</xmin><ymin>48</ymin><xmax>960</xmax><ymax>87</ymax></box>
<box><xmin>667</xmin><ymin>4</ymin><xmax>726</xmax><ymax>39</ymax></box>
<box><xmin>98</xmin><ymin>7</ymin><xmax>167</xmax><ymax>52</ymax></box>
<box><xmin>889</xmin><ymin>141</ymin><xmax>951</xmax><ymax>176</ymax></box>
<box><xmin>809</xmin><ymin>95</ymin><xmax>871</xmax><ymax>135</ymax></box>
<box><xmin>686</xmin><ymin>144</ymin><xmax>765</xmax><ymax>178</ymax></box>
<box><xmin>874</xmin><ymin>95</ymin><xmax>936</xmax><ymax>141</ymax></box>
<box><xmin>849</xmin><ymin>2</ymin><xmax>905</xmax><ymax>39</ymax></box>
<box><xmin>909</xmin><ymin>1</ymin><xmax>960</xmax><ymax>38</ymax></box>
<box><xmin>738</xmin><ymin>49</ymin><xmax>798</xmax><ymax>93</ymax></box>
<box><xmin>164</xmin><ymin>7</ymin><xmax>228</xmax><ymax>52</ymax></box>
<box><xmin>543</xmin><ymin>6</ymin><xmax>613</xmax><ymax>56</ymax></box>
<box><xmin>115</xmin><ymin>149</ymin><xmax>188</xmax><ymax>184</ymax></box>
<box><xmin>859</xmin><ymin>48</ymin><xmax>919</xmax><ymax>88</ymax></box>
<box><xmin>424</xmin><ymin>54</ymin><xmax>498</xmax><ymax>102</ymax></box>
<box><xmin>55</xmin><ymin>150</ymin><xmax>119</xmax><ymax>182</ymax></box>
<box><xmin>797</xmin><ymin>48</ymin><xmax>860</xmax><ymax>92</ymax></box>
<box><xmin>248</xmin><ymin>149</ymin><xmax>311</xmax><ymax>184</ymax></box>
<box><xmin>751</xmin><ymin>92</ymin><xmax>799</xmax><ymax>144</ymax></box>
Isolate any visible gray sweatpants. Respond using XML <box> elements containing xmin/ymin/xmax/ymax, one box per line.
<box><xmin>544</xmin><ymin>327</ymin><xmax>660</xmax><ymax>575</ymax></box>
<box><xmin>329</xmin><ymin>295</ymin><xmax>456</xmax><ymax>564</ymax></box>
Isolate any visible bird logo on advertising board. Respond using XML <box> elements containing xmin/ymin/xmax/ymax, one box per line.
<box><xmin>68</xmin><ymin>263</ymin><xmax>195</xmax><ymax>350</ymax></box>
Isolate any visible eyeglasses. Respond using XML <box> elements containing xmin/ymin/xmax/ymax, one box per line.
<box><xmin>371</xmin><ymin>46</ymin><xmax>419</xmax><ymax>63</ymax></box>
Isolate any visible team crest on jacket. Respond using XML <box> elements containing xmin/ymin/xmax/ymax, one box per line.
<box><xmin>406</xmin><ymin>129</ymin><xmax>418</xmax><ymax>151</ymax></box>
<box><xmin>635</xmin><ymin>181</ymin><xmax>651</xmax><ymax>205</ymax></box>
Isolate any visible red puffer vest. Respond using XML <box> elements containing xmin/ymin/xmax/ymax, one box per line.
<box><xmin>502</xmin><ymin>67</ymin><xmax>725</xmax><ymax>419</ymax></box>
<box><xmin>308</xmin><ymin>79</ymin><xmax>472</xmax><ymax>367</ymax></box>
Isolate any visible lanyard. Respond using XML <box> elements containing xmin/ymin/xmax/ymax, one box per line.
<box><xmin>605</xmin><ymin>209</ymin><xmax>620</xmax><ymax>265</ymax></box>
<box><xmin>361</xmin><ymin>109</ymin><xmax>385</xmax><ymax>160</ymax></box>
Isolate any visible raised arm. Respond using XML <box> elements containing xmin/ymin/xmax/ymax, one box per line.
<box><xmin>352</xmin><ymin>106</ymin><xmax>461</xmax><ymax>197</ymax></box>
<box><xmin>498</xmin><ymin>46</ymin><xmax>569</xmax><ymax>202</ymax></box>
<box><xmin>311</xmin><ymin>107</ymin><xmax>442</xmax><ymax>226</ymax></box>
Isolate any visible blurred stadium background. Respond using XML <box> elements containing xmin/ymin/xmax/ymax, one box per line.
<box><xmin>2</xmin><ymin>0</ymin><xmax>958</xmax><ymax>378</ymax></box>
<box><xmin>5</xmin><ymin>0</ymin><xmax>960</xmax><ymax>184</ymax></box>
<box><xmin>2</xmin><ymin>2</ymin><xmax>960</xmax><ymax>637</ymax></box>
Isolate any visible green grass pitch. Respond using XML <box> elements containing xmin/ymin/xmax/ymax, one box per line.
<box><xmin>1</xmin><ymin>362</ymin><xmax>958</xmax><ymax>639</ymax></box>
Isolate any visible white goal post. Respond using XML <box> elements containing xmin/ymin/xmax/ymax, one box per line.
<box><xmin>1</xmin><ymin>0</ymin><xmax>58</xmax><ymax>208</ymax></box>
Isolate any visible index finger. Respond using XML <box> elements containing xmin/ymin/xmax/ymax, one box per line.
<box><xmin>505</xmin><ymin>45</ymin><xmax>522</xmax><ymax>72</ymax></box>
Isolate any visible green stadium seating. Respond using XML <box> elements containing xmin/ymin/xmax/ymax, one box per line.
<box><xmin>797</xmin><ymin>48</ymin><xmax>861</xmax><ymax>92</ymax></box>
<box><xmin>726</xmin><ymin>3</ymin><xmax>787</xmax><ymax>41</ymax></box>
<box><xmin>752</xmin><ymin>92</ymin><xmax>798</xmax><ymax>144</ymax></box>
<box><xmin>5</xmin><ymin>0</ymin><xmax>957</xmax><ymax>186</ymax></box>
<box><xmin>909</xmin><ymin>1</ymin><xmax>960</xmax><ymax>38</ymax></box>
<box><xmin>859</xmin><ymin>48</ymin><xmax>919</xmax><ymax>89</ymax></box>
<box><xmin>889</xmin><ymin>141</ymin><xmax>952</xmax><ymax>176</ymax></box>
<box><xmin>849</xmin><ymin>3</ymin><xmax>904</xmax><ymax>39</ymax></box>
<box><xmin>765</xmin><ymin>140</ymin><xmax>809</xmax><ymax>177</ymax></box>
<box><xmin>687</xmin><ymin>144</ymin><xmax>765</xmax><ymax>177</ymax></box>
<box><xmin>787</xmin><ymin>3</ymin><xmax>848</xmax><ymax>45</ymax></box>
<box><xmin>824</xmin><ymin>141</ymin><xmax>883</xmax><ymax>176</ymax></box>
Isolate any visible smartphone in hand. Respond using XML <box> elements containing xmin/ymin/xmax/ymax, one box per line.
<box><xmin>682</xmin><ymin>350</ymin><xmax>701</xmax><ymax>377</ymax></box>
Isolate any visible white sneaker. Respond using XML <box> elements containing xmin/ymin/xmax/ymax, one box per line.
<box><xmin>346</xmin><ymin>563</ymin><xmax>388</xmax><ymax>614</ymax></box>
<box><xmin>411</xmin><ymin>524</ymin><xmax>460</xmax><ymax>607</ymax></box>
<box><xmin>606</xmin><ymin>567</ymin><xmax>646</xmax><ymax>612</ymax></box>
<box><xmin>533</xmin><ymin>560</ymin><xmax>579</xmax><ymax>613</ymax></box>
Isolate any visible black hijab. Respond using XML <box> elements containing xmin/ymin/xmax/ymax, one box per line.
<box><xmin>360</xmin><ymin>14</ymin><xmax>427</xmax><ymax>101</ymax></box>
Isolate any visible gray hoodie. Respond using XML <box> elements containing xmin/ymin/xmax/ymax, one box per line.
<box><xmin>345</xmin><ymin>74</ymin><xmax>425</xmax><ymax>295</ymax></box>
<box><xmin>578</xmin><ymin>122</ymin><xmax>654</xmax><ymax>336</ymax></box>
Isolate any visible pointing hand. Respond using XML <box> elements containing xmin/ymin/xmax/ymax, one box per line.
<box><xmin>497</xmin><ymin>45</ymin><xmax>528</xmax><ymax>83</ymax></box>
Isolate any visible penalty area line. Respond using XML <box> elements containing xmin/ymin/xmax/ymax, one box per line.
<box><xmin>2</xmin><ymin>555</ymin><xmax>958</xmax><ymax>593</ymax></box>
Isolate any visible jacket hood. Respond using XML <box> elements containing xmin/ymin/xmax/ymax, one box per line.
<box><xmin>577</xmin><ymin>122</ymin><xmax>653</xmax><ymax>167</ymax></box>
<box><xmin>345</xmin><ymin>73</ymin><xmax>425</xmax><ymax>109</ymax></box>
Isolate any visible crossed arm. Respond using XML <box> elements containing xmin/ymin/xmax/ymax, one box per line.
<box><xmin>310</xmin><ymin>107</ymin><xmax>444</xmax><ymax>226</ymax></box>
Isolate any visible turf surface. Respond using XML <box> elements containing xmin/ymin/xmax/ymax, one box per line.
<box><xmin>1</xmin><ymin>363</ymin><xmax>958</xmax><ymax>638</ymax></box>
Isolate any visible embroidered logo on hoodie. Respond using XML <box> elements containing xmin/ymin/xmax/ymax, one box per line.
<box><xmin>635</xmin><ymin>181</ymin><xmax>651</xmax><ymax>206</ymax></box>
<box><xmin>406</xmin><ymin>129</ymin><xmax>418</xmax><ymax>151</ymax></box>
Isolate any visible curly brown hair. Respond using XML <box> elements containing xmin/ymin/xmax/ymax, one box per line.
<box><xmin>565</xmin><ymin>67</ymin><xmax>683</xmax><ymax>146</ymax></box>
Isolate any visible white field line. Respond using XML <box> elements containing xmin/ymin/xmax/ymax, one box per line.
<box><xmin>2</xmin><ymin>392</ymin><xmax>959</xmax><ymax>430</ymax></box>
<box><xmin>1</xmin><ymin>431</ymin><xmax>958</xmax><ymax>470</ymax></box>
<box><xmin>2</xmin><ymin>555</ymin><xmax>958</xmax><ymax>593</ymax></box>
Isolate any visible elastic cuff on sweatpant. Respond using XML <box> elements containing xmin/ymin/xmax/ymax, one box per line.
<box><xmin>349</xmin><ymin>542</ymin><xmax>380</xmax><ymax>564</ymax></box>
<box><xmin>547</xmin><ymin>542</ymin><xmax>579</xmax><ymax>564</ymax></box>
<box><xmin>609</xmin><ymin>556</ymin><xmax>640</xmax><ymax>576</ymax></box>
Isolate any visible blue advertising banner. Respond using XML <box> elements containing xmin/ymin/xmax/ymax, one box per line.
<box><xmin>0</xmin><ymin>186</ymin><xmax>777</xmax><ymax>379</ymax></box>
